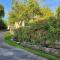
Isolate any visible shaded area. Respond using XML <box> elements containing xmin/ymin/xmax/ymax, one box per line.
<box><xmin>0</xmin><ymin>19</ymin><xmax>7</xmax><ymax>30</ymax></box>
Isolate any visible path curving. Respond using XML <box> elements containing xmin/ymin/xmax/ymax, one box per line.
<box><xmin>0</xmin><ymin>31</ymin><xmax>47</xmax><ymax>60</ymax></box>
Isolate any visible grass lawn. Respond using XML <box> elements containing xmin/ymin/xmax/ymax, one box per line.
<box><xmin>4</xmin><ymin>36</ymin><xmax>60</xmax><ymax>60</ymax></box>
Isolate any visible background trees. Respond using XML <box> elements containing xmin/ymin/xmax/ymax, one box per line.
<box><xmin>56</xmin><ymin>6</ymin><xmax>60</xmax><ymax>17</ymax></box>
<box><xmin>8</xmin><ymin>0</ymin><xmax>60</xmax><ymax>48</ymax></box>
<box><xmin>8</xmin><ymin>0</ymin><xmax>42</xmax><ymax>25</ymax></box>
<box><xmin>0</xmin><ymin>4</ymin><xmax>4</xmax><ymax>17</ymax></box>
<box><xmin>0</xmin><ymin>4</ymin><xmax>7</xmax><ymax>30</ymax></box>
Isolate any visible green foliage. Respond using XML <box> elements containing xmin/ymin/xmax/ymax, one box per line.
<box><xmin>28</xmin><ymin>0</ymin><xmax>41</xmax><ymax>15</ymax></box>
<box><xmin>4</xmin><ymin>0</ymin><xmax>60</xmax><ymax>59</ymax></box>
<box><xmin>0</xmin><ymin>4</ymin><xmax>4</xmax><ymax>17</ymax></box>
<box><xmin>0</xmin><ymin>18</ymin><xmax>7</xmax><ymax>30</ymax></box>
<box><xmin>56</xmin><ymin>6</ymin><xmax>60</xmax><ymax>17</ymax></box>
<box><xmin>4</xmin><ymin>34</ymin><xmax>60</xmax><ymax>60</ymax></box>
<box><xmin>0</xmin><ymin>4</ymin><xmax>6</xmax><ymax>30</ymax></box>
<box><xmin>41</xmin><ymin>7</ymin><xmax>54</xmax><ymax>19</ymax></box>
<box><xmin>8</xmin><ymin>0</ymin><xmax>42</xmax><ymax>24</ymax></box>
<box><xmin>4</xmin><ymin>32</ymin><xmax>13</xmax><ymax>40</ymax></box>
<box><xmin>14</xmin><ymin>27</ymin><xmax>30</xmax><ymax>42</ymax></box>
<box><xmin>8</xmin><ymin>0</ymin><xmax>60</xmax><ymax>47</ymax></box>
<box><xmin>13</xmin><ymin>16</ymin><xmax>60</xmax><ymax>46</ymax></box>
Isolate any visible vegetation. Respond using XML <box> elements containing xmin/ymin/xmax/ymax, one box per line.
<box><xmin>0</xmin><ymin>18</ymin><xmax>7</xmax><ymax>30</ymax></box>
<box><xmin>0</xmin><ymin>4</ymin><xmax>4</xmax><ymax>17</ymax></box>
<box><xmin>0</xmin><ymin>4</ymin><xmax>7</xmax><ymax>30</ymax></box>
<box><xmin>4</xmin><ymin>34</ymin><xmax>60</xmax><ymax>60</ymax></box>
<box><xmin>8</xmin><ymin>0</ymin><xmax>60</xmax><ymax>46</ymax></box>
<box><xmin>13</xmin><ymin>17</ymin><xmax>60</xmax><ymax>48</ymax></box>
<box><xmin>4</xmin><ymin>0</ymin><xmax>60</xmax><ymax>60</ymax></box>
<box><xmin>57</xmin><ymin>6</ymin><xmax>60</xmax><ymax>17</ymax></box>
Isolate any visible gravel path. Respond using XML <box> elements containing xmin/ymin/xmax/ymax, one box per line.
<box><xmin>0</xmin><ymin>31</ymin><xmax>47</xmax><ymax>60</ymax></box>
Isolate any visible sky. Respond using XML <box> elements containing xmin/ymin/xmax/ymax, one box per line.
<box><xmin>0</xmin><ymin>0</ymin><xmax>60</xmax><ymax>20</ymax></box>
<box><xmin>40</xmin><ymin>0</ymin><xmax>60</xmax><ymax>11</ymax></box>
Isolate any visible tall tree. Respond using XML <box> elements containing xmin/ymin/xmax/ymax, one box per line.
<box><xmin>0</xmin><ymin>4</ymin><xmax>4</xmax><ymax>17</ymax></box>
<box><xmin>8</xmin><ymin>0</ymin><xmax>41</xmax><ymax>25</ymax></box>
<box><xmin>27</xmin><ymin>0</ymin><xmax>41</xmax><ymax>16</ymax></box>
<box><xmin>0</xmin><ymin>4</ymin><xmax>6</xmax><ymax>30</ymax></box>
<box><xmin>41</xmin><ymin>7</ymin><xmax>53</xmax><ymax>19</ymax></box>
<box><xmin>56</xmin><ymin>6</ymin><xmax>60</xmax><ymax>17</ymax></box>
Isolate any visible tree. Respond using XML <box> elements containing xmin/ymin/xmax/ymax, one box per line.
<box><xmin>8</xmin><ymin>2</ymin><xmax>27</xmax><ymax>24</ymax></box>
<box><xmin>41</xmin><ymin>7</ymin><xmax>54</xmax><ymax>19</ymax></box>
<box><xmin>8</xmin><ymin>0</ymin><xmax>42</xmax><ymax>25</ymax></box>
<box><xmin>0</xmin><ymin>4</ymin><xmax>6</xmax><ymax>30</ymax></box>
<box><xmin>27</xmin><ymin>0</ymin><xmax>42</xmax><ymax>17</ymax></box>
<box><xmin>0</xmin><ymin>18</ymin><xmax>7</xmax><ymax>29</ymax></box>
<box><xmin>56</xmin><ymin>6</ymin><xmax>60</xmax><ymax>17</ymax></box>
<box><xmin>0</xmin><ymin>4</ymin><xmax>4</xmax><ymax>17</ymax></box>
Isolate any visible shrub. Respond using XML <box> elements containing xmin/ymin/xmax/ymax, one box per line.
<box><xmin>13</xmin><ymin>17</ymin><xmax>60</xmax><ymax>47</ymax></box>
<box><xmin>4</xmin><ymin>31</ymin><xmax>13</xmax><ymax>40</ymax></box>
